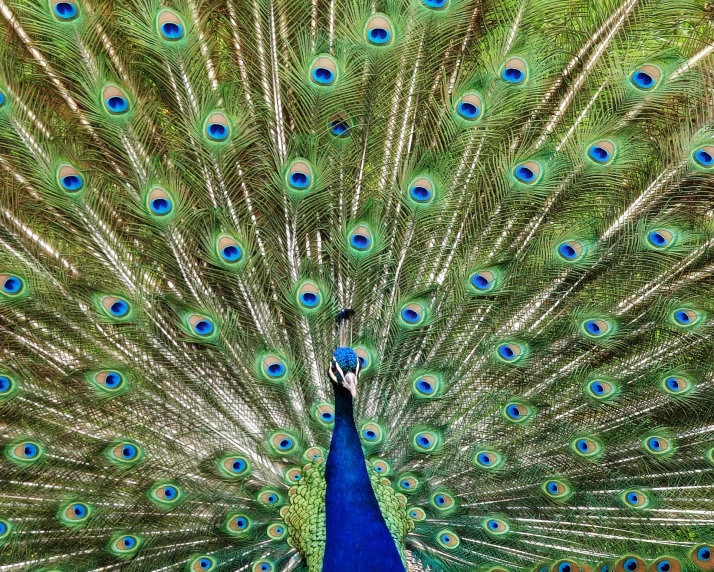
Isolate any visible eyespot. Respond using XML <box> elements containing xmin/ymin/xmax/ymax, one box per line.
<box><xmin>571</xmin><ymin>436</ymin><xmax>603</xmax><ymax>459</ymax></box>
<box><xmin>423</xmin><ymin>0</ymin><xmax>448</xmax><ymax>9</ymax></box>
<box><xmin>109</xmin><ymin>533</ymin><xmax>142</xmax><ymax>557</ymax></box>
<box><xmin>672</xmin><ymin>308</ymin><xmax>701</xmax><ymax>327</ymax></box>
<box><xmin>407</xmin><ymin>176</ymin><xmax>435</xmax><ymax>204</ymax></box>
<box><xmin>314</xmin><ymin>403</ymin><xmax>335</xmax><ymax>426</ymax></box>
<box><xmin>693</xmin><ymin>145</ymin><xmax>714</xmax><ymax>168</ymax></box>
<box><xmin>399</xmin><ymin>302</ymin><xmax>426</xmax><ymax>326</ymax></box>
<box><xmin>106</xmin><ymin>440</ymin><xmax>143</xmax><ymax>467</ymax></box>
<box><xmin>150</xmin><ymin>483</ymin><xmax>183</xmax><ymax>506</ymax></box>
<box><xmin>621</xmin><ymin>489</ymin><xmax>649</xmax><ymax>509</ymax></box>
<box><xmin>542</xmin><ymin>479</ymin><xmax>572</xmax><ymax>500</ymax></box>
<box><xmin>586</xmin><ymin>379</ymin><xmax>617</xmax><ymax>400</ymax></box>
<box><xmin>456</xmin><ymin>93</ymin><xmax>483</xmax><ymax>121</ymax></box>
<box><xmin>60</xmin><ymin>502</ymin><xmax>92</xmax><ymax>525</ymax></box>
<box><xmin>187</xmin><ymin>313</ymin><xmax>215</xmax><ymax>337</ymax></box>
<box><xmin>692</xmin><ymin>545</ymin><xmax>714</xmax><ymax>570</ymax></box>
<box><xmin>258</xmin><ymin>488</ymin><xmax>283</xmax><ymax>508</ymax></box>
<box><xmin>354</xmin><ymin>347</ymin><xmax>373</xmax><ymax>371</ymax></box>
<box><xmin>216</xmin><ymin>235</ymin><xmax>244</xmax><ymax>264</ymax></box>
<box><xmin>398</xmin><ymin>475</ymin><xmax>419</xmax><ymax>492</ymax></box>
<box><xmin>157</xmin><ymin>9</ymin><xmax>184</xmax><ymax>40</ymax></box>
<box><xmin>7</xmin><ymin>440</ymin><xmax>43</xmax><ymax>464</ymax></box>
<box><xmin>558</xmin><ymin>241</ymin><xmax>584</xmax><ymax>261</ymax></box>
<box><xmin>630</xmin><ymin>65</ymin><xmax>661</xmax><ymax>90</ymax></box>
<box><xmin>89</xmin><ymin>370</ymin><xmax>126</xmax><ymax>395</ymax></box>
<box><xmin>437</xmin><ymin>529</ymin><xmax>460</xmax><ymax>549</ymax></box>
<box><xmin>496</xmin><ymin>342</ymin><xmax>526</xmax><ymax>363</ymax></box>
<box><xmin>270</xmin><ymin>431</ymin><xmax>297</xmax><ymax>454</ymax></box>
<box><xmin>224</xmin><ymin>513</ymin><xmax>252</xmax><ymax>536</ymax></box>
<box><xmin>370</xmin><ymin>458</ymin><xmax>391</xmax><ymax>475</ymax></box>
<box><xmin>287</xmin><ymin>159</ymin><xmax>314</xmax><ymax>191</ymax></box>
<box><xmin>262</xmin><ymin>355</ymin><xmax>288</xmax><ymax>381</ymax></box>
<box><xmin>470</xmin><ymin>270</ymin><xmax>496</xmax><ymax>292</ymax></box>
<box><xmin>147</xmin><ymin>186</ymin><xmax>174</xmax><ymax>216</ymax></box>
<box><xmin>57</xmin><ymin>165</ymin><xmax>84</xmax><ymax>193</ymax></box>
<box><xmin>650</xmin><ymin>557</ymin><xmax>682</xmax><ymax>572</ymax></box>
<box><xmin>0</xmin><ymin>373</ymin><xmax>18</xmax><ymax>400</ymax></box>
<box><xmin>662</xmin><ymin>375</ymin><xmax>693</xmax><ymax>396</ymax></box>
<box><xmin>643</xmin><ymin>435</ymin><xmax>673</xmax><ymax>456</ymax></box>
<box><xmin>218</xmin><ymin>454</ymin><xmax>251</xmax><ymax>478</ymax></box>
<box><xmin>284</xmin><ymin>467</ymin><xmax>302</xmax><ymax>483</ymax></box>
<box><xmin>647</xmin><ymin>229</ymin><xmax>674</xmax><ymax>249</ymax></box>
<box><xmin>430</xmin><ymin>491</ymin><xmax>455</xmax><ymax>512</ymax></box>
<box><xmin>1</xmin><ymin>274</ymin><xmax>24</xmax><ymax>296</ymax></box>
<box><xmin>103</xmin><ymin>86</ymin><xmax>130</xmax><ymax>115</ymax></box>
<box><xmin>617</xmin><ymin>557</ymin><xmax>645</xmax><ymax>572</ymax></box>
<box><xmin>266</xmin><ymin>522</ymin><xmax>287</xmax><ymax>540</ymax></box>
<box><xmin>408</xmin><ymin>507</ymin><xmax>426</xmax><ymax>521</ymax></box>
<box><xmin>557</xmin><ymin>561</ymin><xmax>578</xmax><ymax>572</ymax></box>
<box><xmin>304</xmin><ymin>446</ymin><xmax>325</xmax><ymax>462</ymax></box>
<box><xmin>502</xmin><ymin>57</ymin><xmax>528</xmax><ymax>84</ymax></box>
<box><xmin>190</xmin><ymin>555</ymin><xmax>217</xmax><ymax>571</ymax></box>
<box><xmin>329</xmin><ymin>114</ymin><xmax>351</xmax><ymax>137</ymax></box>
<box><xmin>100</xmin><ymin>296</ymin><xmax>131</xmax><ymax>319</ymax></box>
<box><xmin>360</xmin><ymin>422</ymin><xmax>384</xmax><ymax>444</ymax></box>
<box><xmin>513</xmin><ymin>160</ymin><xmax>541</xmax><ymax>184</ymax></box>
<box><xmin>0</xmin><ymin>91</ymin><xmax>5</xmax><ymax>108</ymax></box>
<box><xmin>297</xmin><ymin>281</ymin><xmax>322</xmax><ymax>311</ymax></box>
<box><xmin>51</xmin><ymin>0</ymin><xmax>79</xmax><ymax>21</ymax></box>
<box><xmin>483</xmin><ymin>517</ymin><xmax>510</xmax><ymax>535</ymax></box>
<box><xmin>204</xmin><ymin>111</ymin><xmax>230</xmax><ymax>142</ymax></box>
<box><xmin>504</xmin><ymin>401</ymin><xmax>532</xmax><ymax>423</ymax></box>
<box><xmin>412</xmin><ymin>429</ymin><xmax>441</xmax><ymax>453</ymax></box>
<box><xmin>474</xmin><ymin>449</ymin><xmax>504</xmax><ymax>470</ymax></box>
<box><xmin>588</xmin><ymin>140</ymin><xmax>615</xmax><ymax>164</ymax></box>
<box><xmin>348</xmin><ymin>225</ymin><xmax>374</xmax><ymax>252</ymax></box>
<box><xmin>0</xmin><ymin>519</ymin><xmax>11</xmax><ymax>541</ymax></box>
<box><xmin>582</xmin><ymin>319</ymin><xmax>611</xmax><ymax>338</ymax></box>
<box><xmin>252</xmin><ymin>560</ymin><xmax>275</xmax><ymax>572</ymax></box>
<box><xmin>310</xmin><ymin>55</ymin><xmax>338</xmax><ymax>86</ymax></box>
<box><xmin>412</xmin><ymin>374</ymin><xmax>441</xmax><ymax>398</ymax></box>
<box><xmin>365</xmin><ymin>15</ymin><xmax>393</xmax><ymax>46</ymax></box>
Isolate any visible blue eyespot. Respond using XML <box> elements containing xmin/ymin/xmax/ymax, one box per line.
<box><xmin>698</xmin><ymin>547</ymin><xmax>711</xmax><ymax>561</ymax></box>
<box><xmin>498</xmin><ymin>344</ymin><xmax>515</xmax><ymax>360</ymax></box>
<box><xmin>278</xmin><ymin>438</ymin><xmax>293</xmax><ymax>450</ymax></box>
<box><xmin>330</xmin><ymin>119</ymin><xmax>350</xmax><ymax>136</ymax></box>
<box><xmin>665</xmin><ymin>377</ymin><xmax>681</xmax><ymax>392</ymax></box>
<box><xmin>0</xmin><ymin>91</ymin><xmax>5</xmax><ymax>107</ymax></box>
<box><xmin>2</xmin><ymin>275</ymin><xmax>23</xmax><ymax>294</ymax></box>
<box><xmin>193</xmin><ymin>319</ymin><xmax>214</xmax><ymax>336</ymax></box>
<box><xmin>585</xmin><ymin>320</ymin><xmax>602</xmax><ymax>335</ymax></box>
<box><xmin>299</xmin><ymin>292</ymin><xmax>319</xmax><ymax>307</ymax></box>
<box><xmin>588</xmin><ymin>145</ymin><xmax>611</xmax><ymax>163</ymax></box>
<box><xmin>54</xmin><ymin>1</ymin><xmax>78</xmax><ymax>20</ymax></box>
<box><xmin>471</xmin><ymin>273</ymin><xmax>491</xmax><ymax>290</ymax></box>
<box><xmin>367</xmin><ymin>27</ymin><xmax>390</xmax><ymax>44</ymax></box>
<box><xmin>350</xmin><ymin>232</ymin><xmax>370</xmax><ymax>250</ymax></box>
<box><xmin>502</xmin><ymin>67</ymin><xmax>524</xmax><ymax>83</ymax></box>
<box><xmin>675</xmin><ymin>310</ymin><xmax>691</xmax><ymax>324</ymax></box>
<box><xmin>423</xmin><ymin>0</ymin><xmax>447</xmax><ymax>8</ymax></box>
<box><xmin>160</xmin><ymin>22</ymin><xmax>183</xmax><ymax>40</ymax></box>
<box><xmin>122</xmin><ymin>444</ymin><xmax>137</xmax><ymax>459</ymax></box>
<box><xmin>417</xmin><ymin>435</ymin><xmax>432</xmax><ymax>447</ymax></box>
<box><xmin>23</xmin><ymin>443</ymin><xmax>38</xmax><ymax>458</ymax></box>
<box><xmin>591</xmin><ymin>382</ymin><xmax>605</xmax><ymax>395</ymax></box>
<box><xmin>106</xmin><ymin>96</ymin><xmax>128</xmax><ymax>114</ymax></box>
<box><xmin>232</xmin><ymin>459</ymin><xmax>246</xmax><ymax>472</ymax></box>
<box><xmin>312</xmin><ymin>67</ymin><xmax>334</xmax><ymax>85</ymax></box>
<box><xmin>401</xmin><ymin>308</ymin><xmax>420</xmax><ymax>323</ymax></box>
<box><xmin>163</xmin><ymin>486</ymin><xmax>177</xmax><ymax>499</ymax></box>
<box><xmin>457</xmin><ymin>101</ymin><xmax>479</xmax><ymax>119</ymax></box>
<box><xmin>627</xmin><ymin>492</ymin><xmax>639</xmax><ymax>505</ymax></box>
<box><xmin>363</xmin><ymin>429</ymin><xmax>378</xmax><ymax>441</ymax></box>
<box><xmin>109</xmin><ymin>299</ymin><xmax>129</xmax><ymax>317</ymax></box>
<box><xmin>150</xmin><ymin>197</ymin><xmax>172</xmax><ymax>215</ymax></box>
<box><xmin>0</xmin><ymin>521</ymin><xmax>6</xmax><ymax>535</ymax></box>
<box><xmin>487</xmin><ymin>519</ymin><xmax>500</xmax><ymax>530</ymax></box>
<box><xmin>207</xmin><ymin>123</ymin><xmax>228</xmax><ymax>141</ymax></box>
<box><xmin>648</xmin><ymin>231</ymin><xmax>667</xmax><ymax>247</ymax></box>
<box><xmin>631</xmin><ymin>71</ymin><xmax>654</xmax><ymax>89</ymax></box>
<box><xmin>410</xmin><ymin>185</ymin><xmax>432</xmax><ymax>202</ymax></box>
<box><xmin>515</xmin><ymin>165</ymin><xmax>535</xmax><ymax>182</ymax></box>
<box><xmin>221</xmin><ymin>245</ymin><xmax>242</xmax><ymax>262</ymax></box>
<box><xmin>576</xmin><ymin>439</ymin><xmax>589</xmax><ymax>453</ymax></box>
<box><xmin>547</xmin><ymin>481</ymin><xmax>559</xmax><ymax>494</ymax></box>
<box><xmin>506</xmin><ymin>404</ymin><xmax>521</xmax><ymax>419</ymax></box>
<box><xmin>401</xmin><ymin>479</ymin><xmax>412</xmax><ymax>489</ymax></box>
<box><xmin>559</xmin><ymin>563</ymin><xmax>572</xmax><ymax>572</ymax></box>
<box><xmin>695</xmin><ymin>148</ymin><xmax>714</xmax><ymax>167</ymax></box>
<box><xmin>321</xmin><ymin>411</ymin><xmax>334</xmax><ymax>422</ymax></box>
<box><xmin>104</xmin><ymin>371</ymin><xmax>122</xmax><ymax>388</ymax></box>
<box><xmin>266</xmin><ymin>362</ymin><xmax>285</xmax><ymax>377</ymax></box>
<box><xmin>648</xmin><ymin>437</ymin><xmax>662</xmax><ymax>451</ymax></box>
<box><xmin>0</xmin><ymin>376</ymin><xmax>11</xmax><ymax>393</ymax></box>
<box><xmin>477</xmin><ymin>452</ymin><xmax>492</xmax><ymax>466</ymax></box>
<box><xmin>416</xmin><ymin>378</ymin><xmax>434</xmax><ymax>394</ymax></box>
<box><xmin>656</xmin><ymin>561</ymin><xmax>671</xmax><ymax>572</ymax></box>
<box><xmin>289</xmin><ymin>172</ymin><xmax>310</xmax><ymax>188</ymax></box>
<box><xmin>61</xmin><ymin>174</ymin><xmax>83</xmax><ymax>192</ymax></box>
<box><xmin>122</xmin><ymin>536</ymin><xmax>136</xmax><ymax>549</ymax></box>
<box><xmin>199</xmin><ymin>558</ymin><xmax>212</xmax><ymax>569</ymax></box>
<box><xmin>235</xmin><ymin>517</ymin><xmax>248</xmax><ymax>529</ymax></box>
<box><xmin>624</xmin><ymin>559</ymin><xmax>638</xmax><ymax>572</ymax></box>
<box><xmin>559</xmin><ymin>243</ymin><xmax>578</xmax><ymax>260</ymax></box>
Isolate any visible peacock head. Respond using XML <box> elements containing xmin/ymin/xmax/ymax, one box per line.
<box><xmin>328</xmin><ymin>347</ymin><xmax>360</xmax><ymax>397</ymax></box>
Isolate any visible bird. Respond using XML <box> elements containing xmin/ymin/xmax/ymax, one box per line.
<box><xmin>1</xmin><ymin>0</ymin><xmax>714</xmax><ymax>570</ymax></box>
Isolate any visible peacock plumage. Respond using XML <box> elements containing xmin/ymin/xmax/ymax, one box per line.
<box><xmin>1</xmin><ymin>0</ymin><xmax>714</xmax><ymax>570</ymax></box>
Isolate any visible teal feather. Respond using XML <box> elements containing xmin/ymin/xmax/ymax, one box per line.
<box><xmin>0</xmin><ymin>0</ymin><xmax>714</xmax><ymax>571</ymax></box>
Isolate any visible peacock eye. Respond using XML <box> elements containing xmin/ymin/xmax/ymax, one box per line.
<box><xmin>157</xmin><ymin>10</ymin><xmax>185</xmax><ymax>40</ymax></box>
<box><xmin>150</xmin><ymin>483</ymin><xmax>183</xmax><ymax>506</ymax></box>
<box><xmin>360</xmin><ymin>422</ymin><xmax>384</xmax><ymax>444</ymax></box>
<box><xmin>412</xmin><ymin>429</ymin><xmax>441</xmax><ymax>452</ymax></box>
<box><xmin>225</xmin><ymin>513</ymin><xmax>252</xmax><ymax>536</ymax></box>
<box><xmin>588</xmin><ymin>140</ymin><xmax>615</xmax><ymax>164</ymax></box>
<box><xmin>571</xmin><ymin>436</ymin><xmax>603</xmax><ymax>459</ymax></box>
<box><xmin>503</xmin><ymin>400</ymin><xmax>533</xmax><ymax>423</ymax></box>
<box><xmin>513</xmin><ymin>160</ymin><xmax>541</xmax><ymax>184</ymax></box>
<box><xmin>261</xmin><ymin>355</ymin><xmax>288</xmax><ymax>381</ymax></box>
<box><xmin>474</xmin><ymin>449</ymin><xmax>504</xmax><ymax>470</ymax></box>
<box><xmin>59</xmin><ymin>501</ymin><xmax>92</xmax><ymax>526</ymax></box>
<box><xmin>57</xmin><ymin>165</ymin><xmax>84</xmax><ymax>192</ymax></box>
<box><xmin>586</xmin><ymin>379</ymin><xmax>617</xmax><ymax>400</ymax></box>
<box><xmin>147</xmin><ymin>187</ymin><xmax>174</xmax><ymax>216</ymax></box>
<box><xmin>423</xmin><ymin>0</ymin><xmax>448</xmax><ymax>9</ymax></box>
<box><xmin>693</xmin><ymin>145</ymin><xmax>714</xmax><ymax>168</ymax></box>
<box><xmin>621</xmin><ymin>489</ymin><xmax>649</xmax><ymax>509</ymax></box>
<box><xmin>187</xmin><ymin>313</ymin><xmax>215</xmax><ymax>337</ymax></box>
<box><xmin>52</xmin><ymin>0</ymin><xmax>79</xmax><ymax>21</ymax></box>
<box><xmin>672</xmin><ymin>308</ymin><xmax>701</xmax><ymax>327</ymax></box>
<box><xmin>437</xmin><ymin>529</ymin><xmax>460</xmax><ymax>548</ymax></box>
<box><xmin>310</xmin><ymin>55</ymin><xmax>338</xmax><ymax>86</ymax></box>
<box><xmin>365</xmin><ymin>15</ymin><xmax>393</xmax><ymax>46</ymax></box>
<box><xmin>399</xmin><ymin>475</ymin><xmax>419</xmax><ymax>491</ymax></box>
<box><xmin>270</xmin><ymin>431</ymin><xmax>298</xmax><ymax>454</ymax></box>
<box><xmin>217</xmin><ymin>235</ymin><xmax>244</xmax><ymax>264</ymax></box>
<box><xmin>630</xmin><ymin>65</ymin><xmax>661</xmax><ymax>90</ymax></box>
<box><xmin>430</xmin><ymin>491</ymin><xmax>456</xmax><ymax>512</ymax></box>
<box><xmin>502</xmin><ymin>57</ymin><xmax>527</xmax><ymax>84</ymax></box>
<box><xmin>284</xmin><ymin>467</ymin><xmax>302</xmax><ymax>483</ymax></box>
<box><xmin>266</xmin><ymin>522</ymin><xmax>287</xmax><ymax>540</ymax></box>
<box><xmin>1</xmin><ymin>274</ymin><xmax>24</xmax><ymax>296</ymax></box>
<box><xmin>258</xmin><ymin>488</ymin><xmax>283</xmax><ymax>507</ymax></box>
<box><xmin>408</xmin><ymin>177</ymin><xmax>435</xmax><ymax>204</ymax></box>
<box><xmin>483</xmin><ymin>517</ymin><xmax>510</xmax><ymax>535</ymax></box>
<box><xmin>618</xmin><ymin>557</ymin><xmax>645</xmax><ymax>572</ymax></box>
<box><xmin>455</xmin><ymin>93</ymin><xmax>483</xmax><ymax>121</ymax></box>
<box><xmin>348</xmin><ymin>225</ymin><xmax>374</xmax><ymax>252</ymax></box>
<box><xmin>399</xmin><ymin>302</ymin><xmax>426</xmax><ymax>326</ymax></box>
<box><xmin>103</xmin><ymin>86</ymin><xmax>130</xmax><ymax>115</ymax></box>
<box><xmin>106</xmin><ymin>440</ymin><xmax>144</xmax><ymax>467</ymax></box>
<box><xmin>558</xmin><ymin>241</ymin><xmax>584</xmax><ymax>261</ymax></box>
<box><xmin>109</xmin><ymin>533</ymin><xmax>142</xmax><ymax>556</ymax></box>
<box><xmin>191</xmin><ymin>555</ymin><xmax>217</xmax><ymax>571</ymax></box>
<box><xmin>647</xmin><ymin>229</ymin><xmax>674</xmax><ymax>249</ymax></box>
<box><xmin>408</xmin><ymin>507</ymin><xmax>426</xmax><ymax>521</ymax></box>
<box><xmin>252</xmin><ymin>560</ymin><xmax>275</xmax><ymax>572</ymax></box>
<box><xmin>204</xmin><ymin>112</ymin><xmax>230</xmax><ymax>142</ymax></box>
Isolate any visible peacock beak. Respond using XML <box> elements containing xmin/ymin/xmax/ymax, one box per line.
<box><xmin>343</xmin><ymin>371</ymin><xmax>358</xmax><ymax>398</ymax></box>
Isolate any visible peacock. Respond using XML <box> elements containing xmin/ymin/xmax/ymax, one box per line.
<box><xmin>1</xmin><ymin>0</ymin><xmax>714</xmax><ymax>570</ymax></box>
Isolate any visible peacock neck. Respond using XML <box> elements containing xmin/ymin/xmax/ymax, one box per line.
<box><xmin>322</xmin><ymin>385</ymin><xmax>406</xmax><ymax>572</ymax></box>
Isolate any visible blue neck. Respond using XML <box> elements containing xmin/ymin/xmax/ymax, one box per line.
<box><xmin>322</xmin><ymin>385</ymin><xmax>405</xmax><ymax>572</ymax></box>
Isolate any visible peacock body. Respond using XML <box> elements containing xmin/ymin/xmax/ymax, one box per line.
<box><xmin>1</xmin><ymin>0</ymin><xmax>714</xmax><ymax>570</ymax></box>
